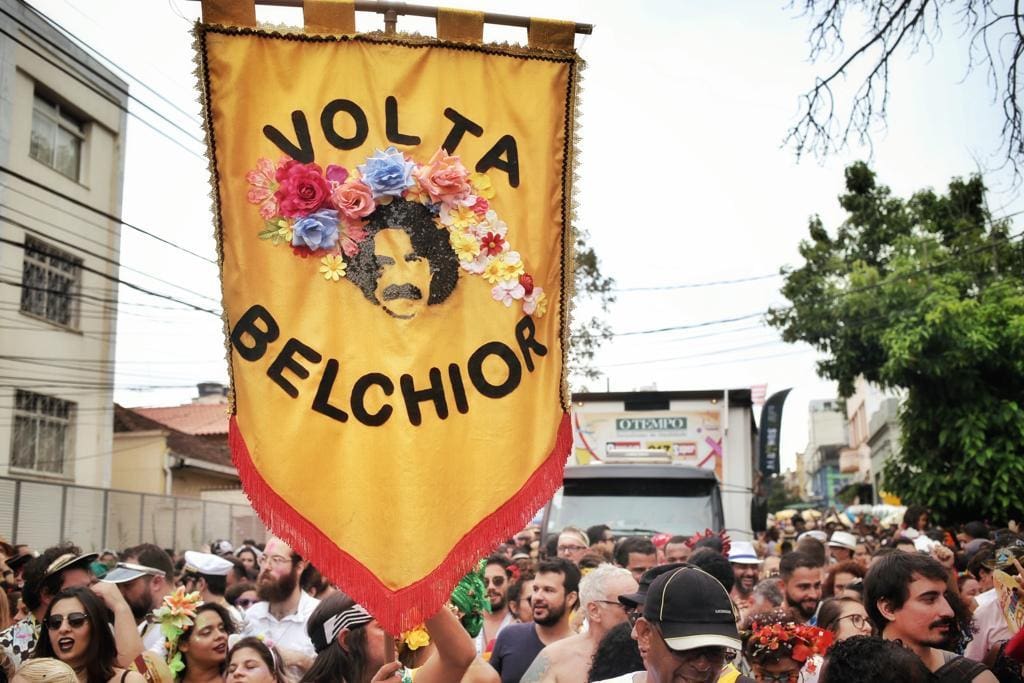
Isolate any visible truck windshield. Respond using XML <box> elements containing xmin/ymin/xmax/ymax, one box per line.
<box><xmin>547</xmin><ymin>477</ymin><xmax>717</xmax><ymax>537</ymax></box>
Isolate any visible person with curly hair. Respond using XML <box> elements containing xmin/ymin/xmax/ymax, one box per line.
<box><xmin>819</xmin><ymin>635</ymin><xmax>934</xmax><ymax>683</ymax></box>
<box><xmin>174</xmin><ymin>603</ymin><xmax>237</xmax><ymax>683</ymax></box>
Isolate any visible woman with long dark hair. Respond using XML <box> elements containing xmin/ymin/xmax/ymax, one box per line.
<box><xmin>32</xmin><ymin>587</ymin><xmax>145</xmax><ymax>683</ymax></box>
<box><xmin>300</xmin><ymin>592</ymin><xmax>475</xmax><ymax>683</ymax></box>
<box><xmin>225</xmin><ymin>637</ymin><xmax>289</xmax><ymax>683</ymax></box>
<box><xmin>174</xmin><ymin>603</ymin><xmax>236</xmax><ymax>683</ymax></box>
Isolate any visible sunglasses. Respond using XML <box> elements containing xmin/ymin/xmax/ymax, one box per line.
<box><xmin>485</xmin><ymin>575</ymin><xmax>506</xmax><ymax>588</ymax></box>
<box><xmin>46</xmin><ymin>612</ymin><xmax>89</xmax><ymax>630</ymax></box>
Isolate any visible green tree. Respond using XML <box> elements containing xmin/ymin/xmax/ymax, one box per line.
<box><xmin>768</xmin><ymin>162</ymin><xmax>1024</xmax><ymax>522</ymax></box>
<box><xmin>569</xmin><ymin>229</ymin><xmax>615</xmax><ymax>381</ymax></box>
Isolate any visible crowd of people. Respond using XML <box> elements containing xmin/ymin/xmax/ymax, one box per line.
<box><xmin>0</xmin><ymin>505</ymin><xmax>1021</xmax><ymax>683</ymax></box>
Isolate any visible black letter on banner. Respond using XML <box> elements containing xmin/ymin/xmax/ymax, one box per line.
<box><xmin>468</xmin><ymin>342</ymin><xmax>522</xmax><ymax>399</ymax></box>
<box><xmin>263</xmin><ymin>111</ymin><xmax>314</xmax><ymax>163</ymax></box>
<box><xmin>476</xmin><ymin>135</ymin><xmax>520</xmax><ymax>187</ymax></box>
<box><xmin>385</xmin><ymin>96</ymin><xmax>421</xmax><ymax>146</ymax></box>
<box><xmin>400</xmin><ymin>368</ymin><xmax>448</xmax><ymax>426</ymax></box>
<box><xmin>352</xmin><ymin>373</ymin><xmax>395</xmax><ymax>427</ymax></box>
<box><xmin>448</xmin><ymin>364</ymin><xmax>469</xmax><ymax>415</ymax></box>
<box><xmin>322</xmin><ymin>99</ymin><xmax>368</xmax><ymax>150</ymax></box>
<box><xmin>312</xmin><ymin>359</ymin><xmax>348</xmax><ymax>423</ymax></box>
<box><xmin>267</xmin><ymin>338</ymin><xmax>322</xmax><ymax>398</ymax></box>
<box><xmin>515</xmin><ymin>315</ymin><xmax>548</xmax><ymax>372</ymax></box>
<box><xmin>441</xmin><ymin>108</ymin><xmax>484</xmax><ymax>154</ymax></box>
<box><xmin>230</xmin><ymin>305</ymin><xmax>280</xmax><ymax>362</ymax></box>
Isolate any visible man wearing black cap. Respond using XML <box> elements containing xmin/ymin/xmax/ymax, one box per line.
<box><xmin>596</xmin><ymin>565</ymin><xmax>751</xmax><ymax>683</ymax></box>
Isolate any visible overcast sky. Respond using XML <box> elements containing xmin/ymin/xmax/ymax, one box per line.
<box><xmin>25</xmin><ymin>0</ymin><xmax>1020</xmax><ymax>471</ymax></box>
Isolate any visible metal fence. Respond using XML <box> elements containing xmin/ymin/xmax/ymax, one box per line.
<box><xmin>0</xmin><ymin>476</ymin><xmax>266</xmax><ymax>552</ymax></box>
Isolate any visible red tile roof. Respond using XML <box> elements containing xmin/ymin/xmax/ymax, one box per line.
<box><xmin>134</xmin><ymin>403</ymin><xmax>229</xmax><ymax>436</ymax></box>
<box><xmin>114</xmin><ymin>405</ymin><xmax>234</xmax><ymax>470</ymax></box>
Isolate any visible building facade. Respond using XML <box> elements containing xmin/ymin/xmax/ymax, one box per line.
<box><xmin>0</xmin><ymin>0</ymin><xmax>128</xmax><ymax>487</ymax></box>
<box><xmin>798</xmin><ymin>399</ymin><xmax>849</xmax><ymax>507</ymax></box>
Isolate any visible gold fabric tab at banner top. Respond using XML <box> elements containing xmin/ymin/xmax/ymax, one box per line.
<box><xmin>201</xmin><ymin>0</ymin><xmax>256</xmax><ymax>27</ymax></box>
<box><xmin>527</xmin><ymin>17</ymin><xmax>575</xmax><ymax>51</ymax></box>
<box><xmin>304</xmin><ymin>0</ymin><xmax>356</xmax><ymax>34</ymax></box>
<box><xmin>436</xmin><ymin>8</ymin><xmax>484</xmax><ymax>43</ymax></box>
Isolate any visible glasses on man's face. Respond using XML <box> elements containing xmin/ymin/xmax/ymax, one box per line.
<box><xmin>593</xmin><ymin>599</ymin><xmax>627</xmax><ymax>612</ymax></box>
<box><xmin>671</xmin><ymin>646</ymin><xmax>735</xmax><ymax>666</ymax></box>
<box><xmin>258</xmin><ymin>554</ymin><xmax>293</xmax><ymax>568</ymax></box>
<box><xmin>484</xmin><ymin>575</ymin><xmax>506</xmax><ymax>588</ymax></box>
<box><xmin>45</xmin><ymin>612</ymin><xmax>89</xmax><ymax>630</ymax></box>
<box><xmin>558</xmin><ymin>544</ymin><xmax>587</xmax><ymax>555</ymax></box>
<box><xmin>834</xmin><ymin>612</ymin><xmax>870</xmax><ymax>630</ymax></box>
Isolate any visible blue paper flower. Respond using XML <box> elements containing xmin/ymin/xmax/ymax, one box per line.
<box><xmin>357</xmin><ymin>147</ymin><xmax>416</xmax><ymax>199</ymax></box>
<box><xmin>292</xmin><ymin>209</ymin><xmax>340</xmax><ymax>251</ymax></box>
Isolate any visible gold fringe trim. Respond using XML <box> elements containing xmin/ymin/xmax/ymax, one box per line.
<box><xmin>561</xmin><ymin>54</ymin><xmax>585</xmax><ymax>411</ymax></box>
<box><xmin>191</xmin><ymin>23</ymin><xmax>237</xmax><ymax>415</ymax></box>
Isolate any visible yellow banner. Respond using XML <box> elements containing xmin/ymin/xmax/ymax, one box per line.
<box><xmin>194</xmin><ymin>23</ymin><xmax>578</xmax><ymax>631</ymax></box>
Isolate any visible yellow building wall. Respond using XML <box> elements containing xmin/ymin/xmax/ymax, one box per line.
<box><xmin>111</xmin><ymin>432</ymin><xmax>167</xmax><ymax>494</ymax></box>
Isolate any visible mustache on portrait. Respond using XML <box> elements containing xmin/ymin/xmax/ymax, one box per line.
<box><xmin>383</xmin><ymin>283</ymin><xmax>423</xmax><ymax>301</ymax></box>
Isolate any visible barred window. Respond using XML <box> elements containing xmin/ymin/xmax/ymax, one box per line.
<box><xmin>10</xmin><ymin>390</ymin><xmax>75</xmax><ymax>475</ymax></box>
<box><xmin>29</xmin><ymin>93</ymin><xmax>84</xmax><ymax>181</ymax></box>
<box><xmin>20</xmin><ymin>236</ymin><xmax>82</xmax><ymax>329</ymax></box>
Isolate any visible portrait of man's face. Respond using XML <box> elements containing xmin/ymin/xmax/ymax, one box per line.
<box><xmin>346</xmin><ymin>199</ymin><xmax>459</xmax><ymax>320</ymax></box>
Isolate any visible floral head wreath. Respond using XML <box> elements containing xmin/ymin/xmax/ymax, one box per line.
<box><xmin>745</xmin><ymin>617</ymin><xmax>833</xmax><ymax>666</ymax></box>
<box><xmin>153</xmin><ymin>587</ymin><xmax>203</xmax><ymax>676</ymax></box>
<box><xmin>685</xmin><ymin>528</ymin><xmax>732</xmax><ymax>556</ymax></box>
<box><xmin>247</xmin><ymin>146</ymin><xmax>548</xmax><ymax>317</ymax></box>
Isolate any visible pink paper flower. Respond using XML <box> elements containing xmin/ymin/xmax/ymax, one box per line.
<box><xmin>470</xmin><ymin>196</ymin><xmax>489</xmax><ymax>218</ymax></box>
<box><xmin>414</xmin><ymin>148</ymin><xmax>472</xmax><ymax>205</ymax></box>
<box><xmin>274</xmin><ymin>160</ymin><xmax>331</xmax><ymax>217</ymax></box>
<box><xmin>338</xmin><ymin>218</ymin><xmax>368</xmax><ymax>257</ymax></box>
<box><xmin>245</xmin><ymin>158</ymin><xmax>279</xmax><ymax>220</ymax></box>
<box><xmin>492</xmin><ymin>280</ymin><xmax>526</xmax><ymax>307</ymax></box>
<box><xmin>332</xmin><ymin>179</ymin><xmax>376</xmax><ymax>220</ymax></box>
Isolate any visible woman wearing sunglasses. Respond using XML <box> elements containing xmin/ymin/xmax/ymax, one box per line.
<box><xmin>32</xmin><ymin>587</ymin><xmax>145</xmax><ymax>683</ymax></box>
<box><xmin>815</xmin><ymin>598</ymin><xmax>873</xmax><ymax>643</ymax></box>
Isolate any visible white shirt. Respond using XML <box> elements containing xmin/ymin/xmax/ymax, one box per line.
<box><xmin>242</xmin><ymin>592</ymin><xmax>320</xmax><ymax>657</ymax></box>
<box><xmin>141</xmin><ymin>620</ymin><xmax>167</xmax><ymax>657</ymax></box>
<box><xmin>965</xmin><ymin>592</ymin><xmax>1010</xmax><ymax>662</ymax></box>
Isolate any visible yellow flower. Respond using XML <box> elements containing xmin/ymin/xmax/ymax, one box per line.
<box><xmin>533</xmin><ymin>291</ymin><xmax>548</xmax><ymax>317</ymax></box>
<box><xmin>469</xmin><ymin>172</ymin><xmax>496</xmax><ymax>199</ymax></box>
<box><xmin>449</xmin><ymin>229</ymin><xmax>481</xmax><ymax>262</ymax></box>
<box><xmin>320</xmin><ymin>254</ymin><xmax>347</xmax><ymax>281</ymax></box>
<box><xmin>482</xmin><ymin>257</ymin><xmax>507</xmax><ymax>284</ymax></box>
<box><xmin>402</xmin><ymin>624</ymin><xmax>430</xmax><ymax>650</ymax></box>
<box><xmin>498</xmin><ymin>257</ymin><xmax>525</xmax><ymax>281</ymax></box>
<box><xmin>449</xmin><ymin>204</ymin><xmax>479</xmax><ymax>230</ymax></box>
<box><xmin>404</xmin><ymin>181</ymin><xmax>431</xmax><ymax>204</ymax></box>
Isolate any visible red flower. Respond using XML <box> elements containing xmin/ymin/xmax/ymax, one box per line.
<box><xmin>519</xmin><ymin>274</ymin><xmax>534</xmax><ymax>296</ymax></box>
<box><xmin>791</xmin><ymin>642</ymin><xmax>811</xmax><ymax>662</ymax></box>
<box><xmin>292</xmin><ymin>245</ymin><xmax>314</xmax><ymax>258</ymax></box>
<box><xmin>480</xmin><ymin>232</ymin><xmax>505</xmax><ymax>257</ymax></box>
<box><xmin>274</xmin><ymin>160</ymin><xmax>331</xmax><ymax>217</ymax></box>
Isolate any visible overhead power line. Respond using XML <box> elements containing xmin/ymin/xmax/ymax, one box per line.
<box><xmin>613</xmin><ymin>272</ymin><xmax>780</xmax><ymax>292</ymax></box>
<box><xmin>0</xmin><ymin>168</ymin><xmax>217</xmax><ymax>265</ymax></box>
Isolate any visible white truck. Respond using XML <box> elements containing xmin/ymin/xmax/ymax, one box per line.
<box><xmin>541</xmin><ymin>389</ymin><xmax>756</xmax><ymax>541</ymax></box>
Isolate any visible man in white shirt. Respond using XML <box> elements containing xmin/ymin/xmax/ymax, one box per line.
<box><xmin>242</xmin><ymin>536</ymin><xmax>320</xmax><ymax>657</ymax></box>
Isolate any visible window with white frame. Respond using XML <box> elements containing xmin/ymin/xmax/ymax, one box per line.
<box><xmin>10</xmin><ymin>389</ymin><xmax>75</xmax><ymax>475</ymax></box>
<box><xmin>20</xmin><ymin>235</ymin><xmax>82</xmax><ymax>328</ymax></box>
<box><xmin>29</xmin><ymin>93</ymin><xmax>84</xmax><ymax>181</ymax></box>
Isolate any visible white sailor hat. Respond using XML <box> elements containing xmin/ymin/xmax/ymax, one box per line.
<box><xmin>184</xmin><ymin>550</ymin><xmax>234</xmax><ymax>577</ymax></box>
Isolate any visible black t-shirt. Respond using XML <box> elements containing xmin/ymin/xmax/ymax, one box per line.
<box><xmin>489</xmin><ymin>622</ymin><xmax>545</xmax><ymax>683</ymax></box>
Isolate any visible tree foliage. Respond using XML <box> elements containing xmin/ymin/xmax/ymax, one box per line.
<box><xmin>768</xmin><ymin>162</ymin><xmax>1024</xmax><ymax>522</ymax></box>
<box><xmin>788</xmin><ymin>1</ymin><xmax>1024</xmax><ymax>172</ymax></box>
<box><xmin>569</xmin><ymin>228</ymin><xmax>615</xmax><ymax>381</ymax></box>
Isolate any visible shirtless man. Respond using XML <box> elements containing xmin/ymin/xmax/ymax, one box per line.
<box><xmin>520</xmin><ymin>564</ymin><xmax>637</xmax><ymax>683</ymax></box>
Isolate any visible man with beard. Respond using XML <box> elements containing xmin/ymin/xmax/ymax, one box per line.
<box><xmin>478</xmin><ymin>554</ymin><xmax>515</xmax><ymax>656</ymax></box>
<box><xmin>779</xmin><ymin>551</ymin><xmax>822</xmax><ymax>623</ymax></box>
<box><xmin>866</xmin><ymin>552</ymin><xmax>996</xmax><ymax>682</ymax></box>
<box><xmin>726</xmin><ymin>542</ymin><xmax>762</xmax><ymax>622</ymax></box>
<box><xmin>490</xmin><ymin>558</ymin><xmax>580</xmax><ymax>683</ymax></box>
<box><xmin>102</xmin><ymin>544</ymin><xmax>175</xmax><ymax>655</ymax></box>
<box><xmin>520</xmin><ymin>563</ymin><xmax>637</xmax><ymax>683</ymax></box>
<box><xmin>242</xmin><ymin>536</ymin><xmax>320</xmax><ymax>657</ymax></box>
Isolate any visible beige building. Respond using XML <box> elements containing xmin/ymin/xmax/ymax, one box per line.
<box><xmin>0</xmin><ymin>0</ymin><xmax>128</xmax><ymax>487</ymax></box>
